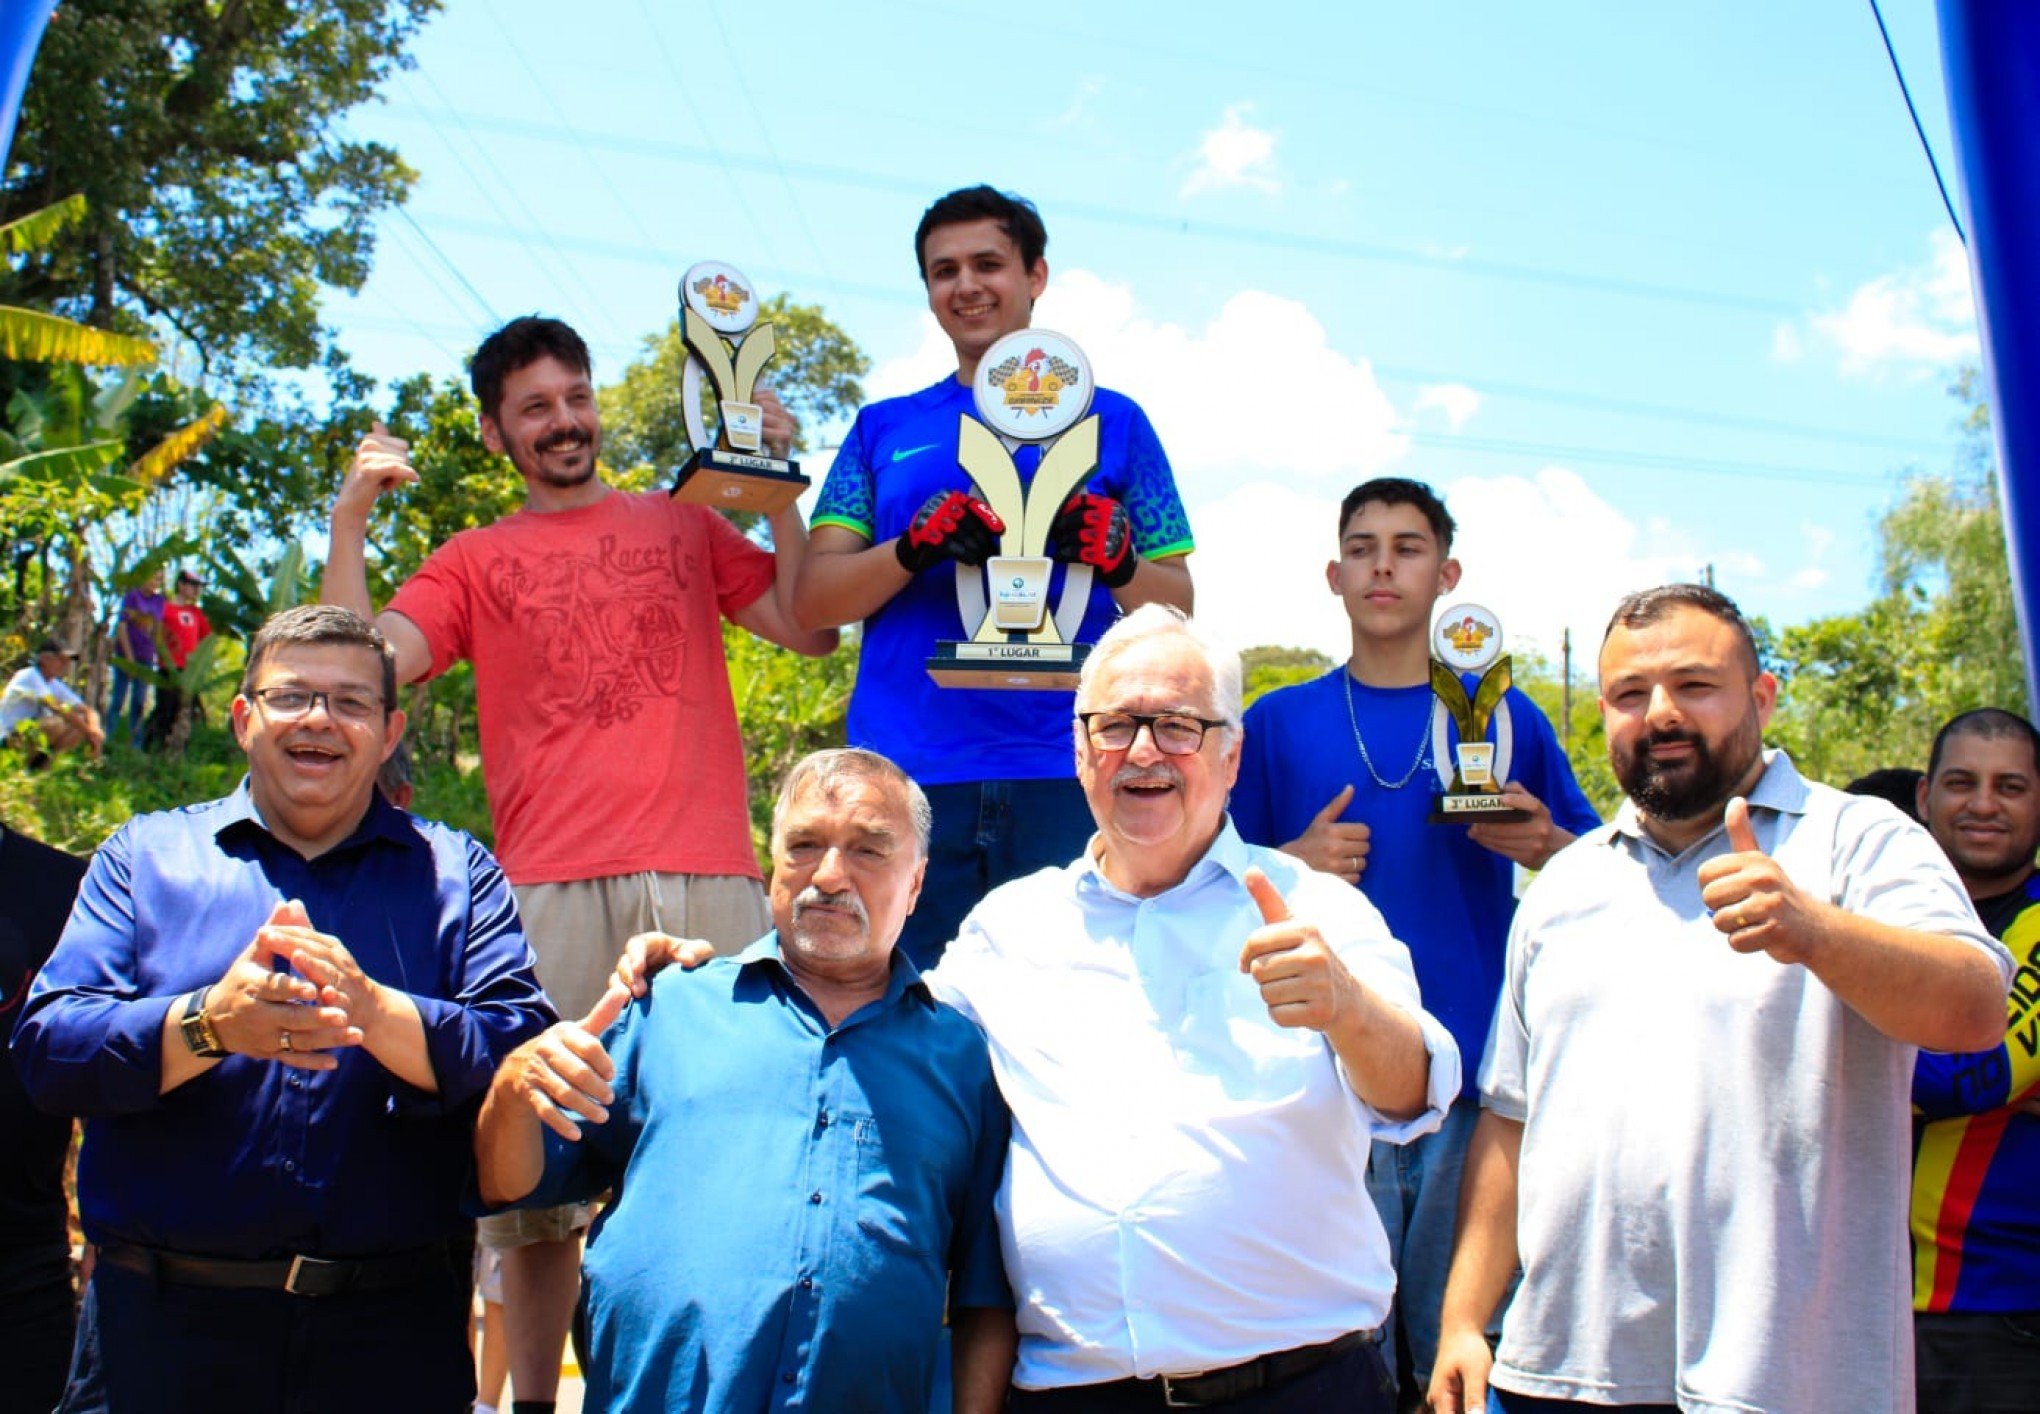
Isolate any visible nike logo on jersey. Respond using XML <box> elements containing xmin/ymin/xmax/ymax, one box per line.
<box><xmin>890</xmin><ymin>444</ymin><xmax>942</xmax><ymax>464</ymax></box>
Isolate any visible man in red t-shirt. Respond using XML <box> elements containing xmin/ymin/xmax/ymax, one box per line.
<box><xmin>140</xmin><ymin>570</ymin><xmax>213</xmax><ymax>750</ymax></box>
<box><xmin>160</xmin><ymin>570</ymin><xmax>212</xmax><ymax>667</ymax></box>
<box><xmin>323</xmin><ymin>315</ymin><xmax>836</xmax><ymax>1414</ymax></box>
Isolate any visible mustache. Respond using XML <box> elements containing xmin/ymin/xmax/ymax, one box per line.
<box><xmin>1642</xmin><ymin>728</ymin><xmax>1701</xmax><ymax>753</ymax></box>
<box><xmin>1111</xmin><ymin>761</ymin><xmax>1183</xmax><ymax>790</ymax></box>
<box><xmin>536</xmin><ymin>428</ymin><xmax>591</xmax><ymax>453</ymax></box>
<box><xmin>792</xmin><ymin>886</ymin><xmax>867</xmax><ymax>925</ymax></box>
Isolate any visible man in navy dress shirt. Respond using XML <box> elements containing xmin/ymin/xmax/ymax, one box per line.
<box><xmin>476</xmin><ymin>747</ymin><xmax>1014</xmax><ymax>1412</ymax></box>
<box><xmin>12</xmin><ymin>604</ymin><xmax>553</xmax><ymax>1413</ymax></box>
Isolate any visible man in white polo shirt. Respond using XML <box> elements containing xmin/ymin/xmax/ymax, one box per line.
<box><xmin>931</xmin><ymin>603</ymin><xmax>1459</xmax><ymax>1410</ymax></box>
<box><xmin>1429</xmin><ymin>584</ymin><xmax>2012</xmax><ymax>1414</ymax></box>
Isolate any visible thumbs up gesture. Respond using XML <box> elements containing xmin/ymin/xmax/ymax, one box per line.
<box><xmin>1278</xmin><ymin>784</ymin><xmax>1372</xmax><ymax>884</ymax></box>
<box><xmin>498</xmin><ymin>982</ymin><xmax>632</xmax><ymax>1142</ymax></box>
<box><xmin>1697</xmin><ymin>797</ymin><xmax>1828</xmax><ymax>965</ymax></box>
<box><xmin>1238</xmin><ymin>866</ymin><xmax>1360</xmax><ymax>1031</ymax></box>
<box><xmin>335</xmin><ymin>418</ymin><xmax>419</xmax><ymax>521</ymax></box>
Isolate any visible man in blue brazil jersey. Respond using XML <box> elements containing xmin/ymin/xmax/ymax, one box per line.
<box><xmin>796</xmin><ymin>184</ymin><xmax>1194</xmax><ymax>968</ymax></box>
<box><xmin>1230</xmin><ymin>477</ymin><xmax>1597</xmax><ymax>1410</ymax></box>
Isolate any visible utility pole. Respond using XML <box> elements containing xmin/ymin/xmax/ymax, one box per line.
<box><xmin>1561</xmin><ymin>627</ymin><xmax>1573</xmax><ymax>751</ymax></box>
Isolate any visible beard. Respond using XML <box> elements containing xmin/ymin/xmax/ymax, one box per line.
<box><xmin>516</xmin><ymin>425</ymin><xmax>598</xmax><ymax>488</ymax></box>
<box><xmin>1614</xmin><ymin>719</ymin><xmax>1762</xmax><ymax>823</ymax></box>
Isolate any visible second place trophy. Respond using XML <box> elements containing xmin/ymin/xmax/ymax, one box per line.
<box><xmin>669</xmin><ymin>260</ymin><xmax>810</xmax><ymax>514</ymax></box>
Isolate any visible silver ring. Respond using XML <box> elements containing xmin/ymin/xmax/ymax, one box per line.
<box><xmin>280</xmin><ymin>1030</ymin><xmax>294</xmax><ymax>1054</ymax></box>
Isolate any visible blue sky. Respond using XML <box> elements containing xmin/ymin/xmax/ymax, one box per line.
<box><xmin>324</xmin><ymin>0</ymin><xmax>1981</xmax><ymax>664</ymax></box>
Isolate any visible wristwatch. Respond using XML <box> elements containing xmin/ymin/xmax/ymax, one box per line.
<box><xmin>178</xmin><ymin>986</ymin><xmax>227</xmax><ymax>1059</ymax></box>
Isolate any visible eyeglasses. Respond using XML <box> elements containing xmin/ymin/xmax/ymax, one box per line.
<box><xmin>1078</xmin><ymin>711</ymin><xmax>1229</xmax><ymax>756</ymax></box>
<box><xmin>250</xmin><ymin>686</ymin><xmax>384</xmax><ymax>723</ymax></box>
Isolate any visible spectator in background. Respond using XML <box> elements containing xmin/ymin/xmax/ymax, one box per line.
<box><xmin>1</xmin><ymin>640</ymin><xmax>103</xmax><ymax>764</ymax></box>
<box><xmin>379</xmin><ymin>738</ymin><xmax>415</xmax><ymax>810</ymax></box>
<box><xmin>0</xmin><ymin>824</ymin><xmax>90</xmax><ymax>1414</ymax></box>
<box><xmin>1912</xmin><ymin>708</ymin><xmax>2040</xmax><ymax>1414</ymax></box>
<box><xmin>109</xmin><ymin>568</ymin><xmax>166</xmax><ymax>748</ymax></box>
<box><xmin>143</xmin><ymin>570</ymin><xmax>214</xmax><ymax>751</ymax></box>
<box><xmin>1847</xmin><ymin>766</ymin><xmax>1926</xmax><ymax>824</ymax></box>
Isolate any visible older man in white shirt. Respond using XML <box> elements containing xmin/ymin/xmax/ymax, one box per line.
<box><xmin>929</xmin><ymin>603</ymin><xmax>1459</xmax><ymax>1411</ymax></box>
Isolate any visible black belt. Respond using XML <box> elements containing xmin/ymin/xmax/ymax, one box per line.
<box><xmin>1031</xmin><ymin>1330</ymin><xmax>1374</xmax><ymax>1409</ymax></box>
<box><xmin>99</xmin><ymin>1239</ymin><xmax>466</xmax><ymax>1298</ymax></box>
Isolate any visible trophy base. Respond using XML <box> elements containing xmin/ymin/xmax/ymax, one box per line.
<box><xmin>927</xmin><ymin>639</ymin><xmax>1087</xmax><ymax>691</ymax></box>
<box><xmin>1430</xmin><ymin>792</ymin><xmax>1531</xmax><ymax>825</ymax></box>
<box><xmin>671</xmin><ymin>449</ymin><xmax>808</xmax><ymax>514</ymax></box>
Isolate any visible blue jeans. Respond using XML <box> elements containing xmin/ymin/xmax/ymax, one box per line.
<box><xmin>900</xmin><ymin>777</ymin><xmax>1095</xmax><ymax>971</ymax></box>
<box><xmin>1916</xmin><ymin>1309</ymin><xmax>2040</xmax><ymax>1413</ymax></box>
<box><xmin>107</xmin><ymin>666</ymin><xmax>149</xmax><ymax>746</ymax></box>
<box><xmin>1367</xmin><ymin>1096</ymin><xmax>1492</xmax><ymax>1401</ymax></box>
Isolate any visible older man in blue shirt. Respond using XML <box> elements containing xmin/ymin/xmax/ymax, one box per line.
<box><xmin>12</xmin><ymin>604</ymin><xmax>552</xmax><ymax>1414</ymax></box>
<box><xmin>477</xmin><ymin>747</ymin><xmax>1013</xmax><ymax>1413</ymax></box>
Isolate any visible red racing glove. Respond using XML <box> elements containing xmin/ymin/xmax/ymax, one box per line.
<box><xmin>895</xmin><ymin>490</ymin><xmax>1007</xmax><ymax>574</ymax></box>
<box><xmin>1048</xmin><ymin>491</ymin><xmax>1138</xmax><ymax>588</ymax></box>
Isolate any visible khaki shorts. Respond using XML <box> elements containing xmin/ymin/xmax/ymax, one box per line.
<box><xmin>478</xmin><ymin>871</ymin><xmax>767</xmax><ymax>1252</ymax></box>
<box><xmin>477</xmin><ymin>1201</ymin><xmax>593</xmax><ymax>1251</ymax></box>
<box><xmin>513</xmin><ymin>870</ymin><xmax>768</xmax><ymax>1020</ymax></box>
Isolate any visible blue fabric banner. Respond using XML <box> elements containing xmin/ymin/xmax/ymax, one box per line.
<box><xmin>0</xmin><ymin>0</ymin><xmax>56</xmax><ymax>171</ymax></box>
<box><xmin>1938</xmin><ymin>1</ymin><xmax>2040</xmax><ymax>703</ymax></box>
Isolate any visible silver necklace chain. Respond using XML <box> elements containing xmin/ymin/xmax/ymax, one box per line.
<box><xmin>1343</xmin><ymin>670</ymin><xmax>1433</xmax><ymax>791</ymax></box>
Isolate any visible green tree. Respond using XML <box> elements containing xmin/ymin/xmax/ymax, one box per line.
<box><xmin>1241</xmin><ymin>644</ymin><xmax>1331</xmax><ymax>707</ymax></box>
<box><xmin>1767</xmin><ymin>377</ymin><xmax>2023</xmax><ymax>785</ymax></box>
<box><xmin>1</xmin><ymin>0</ymin><xmax>436</xmax><ymax>380</ymax></box>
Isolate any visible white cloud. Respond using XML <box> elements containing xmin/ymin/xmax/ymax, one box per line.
<box><xmin>1056</xmin><ymin>75</ymin><xmax>1105</xmax><ymax>128</ymax></box>
<box><xmin>1778</xmin><ymin>231</ymin><xmax>1977</xmax><ymax>379</ymax></box>
<box><xmin>865</xmin><ymin>268</ymin><xmax>1408</xmax><ymax>485</ymax></box>
<box><xmin>1414</xmin><ymin>382</ymin><xmax>1481</xmax><ymax>432</ymax></box>
<box><xmin>1180</xmin><ymin>102</ymin><xmax>1281</xmax><ymax>199</ymax></box>
<box><xmin>1190</xmin><ymin>466</ymin><xmax>1726</xmax><ymax>663</ymax></box>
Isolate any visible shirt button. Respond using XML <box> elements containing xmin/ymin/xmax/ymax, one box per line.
<box><xmin>808</xmin><ymin>1191</ymin><xmax>823</xmax><ymax>1205</ymax></box>
<box><xmin>782</xmin><ymin>1372</ymin><xmax>796</xmax><ymax>1385</ymax></box>
<box><xmin>283</xmin><ymin>1160</ymin><xmax>296</xmax><ymax>1173</ymax></box>
<box><xmin>799</xmin><ymin>1275</ymin><xmax>814</xmax><ymax>1290</ymax></box>
<box><xmin>817</xmin><ymin>1111</ymin><xmax>830</xmax><ymax>1128</ymax></box>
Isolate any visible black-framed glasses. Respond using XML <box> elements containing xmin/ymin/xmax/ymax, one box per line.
<box><xmin>1078</xmin><ymin>710</ymin><xmax>1229</xmax><ymax>756</ymax></box>
<box><xmin>250</xmin><ymin>686</ymin><xmax>384</xmax><ymax>723</ymax></box>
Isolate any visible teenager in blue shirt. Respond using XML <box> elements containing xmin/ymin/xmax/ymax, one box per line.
<box><xmin>1230</xmin><ymin>478</ymin><xmax>1597</xmax><ymax>1408</ymax></box>
<box><xmin>796</xmin><ymin>185</ymin><xmax>1194</xmax><ymax>968</ymax></box>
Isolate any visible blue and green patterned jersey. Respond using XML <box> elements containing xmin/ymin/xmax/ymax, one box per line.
<box><xmin>813</xmin><ymin>375</ymin><xmax>1192</xmax><ymax>785</ymax></box>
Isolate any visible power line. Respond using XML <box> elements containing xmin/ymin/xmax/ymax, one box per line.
<box><xmin>1374</xmin><ymin>363</ymin><xmax>1946</xmax><ymax>458</ymax></box>
<box><xmin>374</xmin><ymin>102</ymin><xmax>1805</xmax><ymax>319</ymax></box>
<box><xmin>396</xmin><ymin>69</ymin><xmax>629</xmax><ymax>346</ymax></box>
<box><xmin>390</xmin><ymin>206</ymin><xmax>499</xmax><ymax>326</ymax></box>
<box><xmin>1402</xmin><ymin>429</ymin><xmax>1899</xmax><ymax>489</ymax></box>
<box><xmin>1866</xmin><ymin>0</ymin><xmax>1966</xmax><ymax>244</ymax></box>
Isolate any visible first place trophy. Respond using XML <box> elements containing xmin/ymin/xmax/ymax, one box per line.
<box><xmin>669</xmin><ymin>260</ymin><xmax>809</xmax><ymax>514</ymax></box>
<box><xmin>1428</xmin><ymin>602</ymin><xmax>1531</xmax><ymax>823</ymax></box>
<box><xmin>926</xmin><ymin>328</ymin><xmax>1102</xmax><ymax>691</ymax></box>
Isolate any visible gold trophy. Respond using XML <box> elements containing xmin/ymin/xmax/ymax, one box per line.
<box><xmin>1428</xmin><ymin>602</ymin><xmax>1530</xmax><ymax>823</ymax></box>
<box><xmin>926</xmin><ymin>328</ymin><xmax>1100</xmax><ymax>691</ymax></box>
<box><xmin>670</xmin><ymin>260</ymin><xmax>809</xmax><ymax>514</ymax></box>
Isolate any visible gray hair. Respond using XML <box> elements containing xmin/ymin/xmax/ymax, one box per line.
<box><xmin>1075</xmin><ymin>603</ymin><xmax>1244</xmax><ymax>728</ymax></box>
<box><xmin>771</xmin><ymin>747</ymin><xmax>932</xmax><ymax>856</ymax></box>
